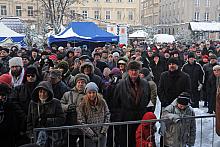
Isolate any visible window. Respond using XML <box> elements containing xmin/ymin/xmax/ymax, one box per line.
<box><xmin>128</xmin><ymin>11</ymin><xmax>133</xmax><ymax>20</ymax></box>
<box><xmin>16</xmin><ymin>6</ymin><xmax>22</xmax><ymax>16</ymax></box>
<box><xmin>82</xmin><ymin>10</ymin><xmax>88</xmax><ymax>19</ymax></box>
<box><xmin>194</xmin><ymin>12</ymin><xmax>199</xmax><ymax>21</ymax></box>
<box><xmin>117</xmin><ymin>11</ymin><xmax>121</xmax><ymax>20</ymax></box>
<box><xmin>70</xmin><ymin>10</ymin><xmax>76</xmax><ymax>19</ymax></box>
<box><xmin>117</xmin><ymin>0</ymin><xmax>122</xmax><ymax>2</ymax></box>
<box><xmin>94</xmin><ymin>0</ymin><xmax>98</xmax><ymax>2</ymax></box>
<box><xmin>194</xmin><ymin>0</ymin><xmax>200</xmax><ymax>7</ymax></box>
<box><xmin>28</xmin><ymin>6</ymin><xmax>33</xmax><ymax>16</ymax></box>
<box><xmin>128</xmin><ymin>0</ymin><xmax>133</xmax><ymax>2</ymax></box>
<box><xmin>204</xmin><ymin>12</ymin><xmax>209</xmax><ymax>21</ymax></box>
<box><xmin>1</xmin><ymin>5</ymin><xmax>7</xmax><ymax>15</ymax></box>
<box><xmin>205</xmin><ymin>0</ymin><xmax>210</xmax><ymax>7</ymax></box>
<box><xmin>94</xmin><ymin>10</ymin><xmax>99</xmax><ymax>19</ymax></box>
<box><xmin>106</xmin><ymin>0</ymin><xmax>110</xmax><ymax>2</ymax></box>
<box><xmin>105</xmin><ymin>11</ymin><xmax>110</xmax><ymax>20</ymax></box>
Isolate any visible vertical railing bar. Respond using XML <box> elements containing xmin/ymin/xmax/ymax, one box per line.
<box><xmin>127</xmin><ymin>124</ymin><xmax>129</xmax><ymax>147</ymax></box>
<box><xmin>200</xmin><ymin>118</ymin><xmax>202</xmax><ymax>147</ymax></box>
<box><xmin>113</xmin><ymin>125</ymin><xmax>115</xmax><ymax>147</ymax></box>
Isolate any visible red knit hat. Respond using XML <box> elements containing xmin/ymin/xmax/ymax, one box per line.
<box><xmin>0</xmin><ymin>74</ymin><xmax>12</xmax><ymax>88</ymax></box>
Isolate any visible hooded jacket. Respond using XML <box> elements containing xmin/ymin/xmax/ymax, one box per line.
<box><xmin>161</xmin><ymin>99</ymin><xmax>196</xmax><ymax>147</ymax></box>
<box><xmin>80</xmin><ymin>62</ymin><xmax>103</xmax><ymax>93</ymax></box>
<box><xmin>136</xmin><ymin>112</ymin><xmax>157</xmax><ymax>147</ymax></box>
<box><xmin>27</xmin><ymin>81</ymin><xmax>65</xmax><ymax>135</ymax></box>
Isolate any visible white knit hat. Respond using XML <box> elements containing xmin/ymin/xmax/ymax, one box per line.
<box><xmin>9</xmin><ymin>57</ymin><xmax>23</xmax><ymax>68</ymax></box>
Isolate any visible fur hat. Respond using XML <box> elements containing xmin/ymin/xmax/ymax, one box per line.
<box><xmin>74</xmin><ymin>73</ymin><xmax>90</xmax><ymax>84</ymax></box>
<box><xmin>0</xmin><ymin>74</ymin><xmax>12</xmax><ymax>89</ymax></box>
<box><xmin>85</xmin><ymin>82</ymin><xmax>99</xmax><ymax>93</ymax></box>
<box><xmin>168</xmin><ymin>57</ymin><xmax>179</xmax><ymax>65</ymax></box>
<box><xmin>127</xmin><ymin>60</ymin><xmax>142</xmax><ymax>70</ymax></box>
<box><xmin>213</xmin><ymin>65</ymin><xmax>220</xmax><ymax>71</ymax></box>
<box><xmin>177</xmin><ymin>92</ymin><xmax>190</xmax><ymax>105</ymax></box>
<box><xmin>9</xmin><ymin>57</ymin><xmax>23</xmax><ymax>68</ymax></box>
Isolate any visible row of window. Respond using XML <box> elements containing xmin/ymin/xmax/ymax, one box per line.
<box><xmin>0</xmin><ymin>5</ymin><xmax>34</xmax><ymax>16</ymax></box>
<box><xmin>194</xmin><ymin>12</ymin><xmax>211</xmax><ymax>21</ymax></box>
<box><xmin>85</xmin><ymin>0</ymin><xmax>133</xmax><ymax>2</ymax></box>
<box><xmin>70</xmin><ymin>10</ymin><xmax>134</xmax><ymax>21</ymax></box>
<box><xmin>194</xmin><ymin>0</ymin><xmax>211</xmax><ymax>7</ymax></box>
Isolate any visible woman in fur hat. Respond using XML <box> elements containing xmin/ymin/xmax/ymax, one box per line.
<box><xmin>77</xmin><ymin>82</ymin><xmax>110</xmax><ymax>147</ymax></box>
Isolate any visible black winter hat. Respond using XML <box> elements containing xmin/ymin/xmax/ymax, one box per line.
<box><xmin>177</xmin><ymin>92</ymin><xmax>190</xmax><ymax>105</ymax></box>
<box><xmin>140</xmin><ymin>67</ymin><xmax>150</xmax><ymax>77</ymax></box>
<box><xmin>188</xmin><ymin>52</ymin><xmax>195</xmax><ymax>58</ymax></box>
<box><xmin>26</xmin><ymin>66</ymin><xmax>38</xmax><ymax>75</ymax></box>
<box><xmin>127</xmin><ymin>60</ymin><xmax>142</xmax><ymax>70</ymax></box>
<box><xmin>168</xmin><ymin>57</ymin><xmax>179</xmax><ymax>65</ymax></box>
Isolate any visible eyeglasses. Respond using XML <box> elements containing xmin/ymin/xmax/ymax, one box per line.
<box><xmin>26</xmin><ymin>74</ymin><xmax>36</xmax><ymax>77</ymax></box>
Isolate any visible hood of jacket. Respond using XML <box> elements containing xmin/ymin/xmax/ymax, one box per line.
<box><xmin>32</xmin><ymin>81</ymin><xmax>54</xmax><ymax>103</ymax></box>
<box><xmin>80</xmin><ymin>62</ymin><xmax>94</xmax><ymax>74</ymax></box>
<box><xmin>141</xmin><ymin>112</ymin><xmax>157</xmax><ymax>126</ymax></box>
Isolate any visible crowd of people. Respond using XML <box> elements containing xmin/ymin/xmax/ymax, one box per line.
<box><xmin>0</xmin><ymin>41</ymin><xmax>220</xmax><ymax>147</ymax></box>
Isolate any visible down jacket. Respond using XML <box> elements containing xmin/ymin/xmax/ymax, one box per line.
<box><xmin>136</xmin><ymin>112</ymin><xmax>157</xmax><ymax>147</ymax></box>
<box><xmin>161</xmin><ymin>99</ymin><xmax>196</xmax><ymax>147</ymax></box>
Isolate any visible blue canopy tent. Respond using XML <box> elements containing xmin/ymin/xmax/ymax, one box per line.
<box><xmin>48</xmin><ymin>22</ymin><xmax>119</xmax><ymax>46</ymax></box>
<box><xmin>0</xmin><ymin>23</ymin><xmax>26</xmax><ymax>47</ymax></box>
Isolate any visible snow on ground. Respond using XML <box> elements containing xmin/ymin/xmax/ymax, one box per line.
<box><xmin>154</xmin><ymin>98</ymin><xmax>220</xmax><ymax>147</ymax></box>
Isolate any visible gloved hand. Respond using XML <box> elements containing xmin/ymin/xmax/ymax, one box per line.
<box><xmin>67</xmin><ymin>104</ymin><xmax>76</xmax><ymax>112</ymax></box>
<box><xmin>198</xmin><ymin>84</ymin><xmax>203</xmax><ymax>91</ymax></box>
<box><xmin>39</xmin><ymin>114</ymin><xmax>47</xmax><ymax>126</ymax></box>
<box><xmin>91</xmin><ymin>136</ymin><xmax>99</xmax><ymax>142</ymax></box>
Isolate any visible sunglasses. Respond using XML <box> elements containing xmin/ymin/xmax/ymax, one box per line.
<box><xmin>26</xmin><ymin>74</ymin><xmax>36</xmax><ymax>77</ymax></box>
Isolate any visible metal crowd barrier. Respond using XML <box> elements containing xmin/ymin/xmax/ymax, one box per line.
<box><xmin>33</xmin><ymin>114</ymin><xmax>216</xmax><ymax>147</ymax></box>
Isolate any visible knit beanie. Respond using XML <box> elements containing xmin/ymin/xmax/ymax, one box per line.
<box><xmin>0</xmin><ymin>74</ymin><xmax>12</xmax><ymax>89</ymax></box>
<box><xmin>127</xmin><ymin>60</ymin><xmax>142</xmax><ymax>70</ymax></box>
<box><xmin>74</xmin><ymin>73</ymin><xmax>90</xmax><ymax>84</ymax></box>
<box><xmin>9</xmin><ymin>57</ymin><xmax>23</xmax><ymax>68</ymax></box>
<box><xmin>140</xmin><ymin>67</ymin><xmax>150</xmax><ymax>77</ymax></box>
<box><xmin>177</xmin><ymin>92</ymin><xmax>190</xmax><ymax>105</ymax></box>
<box><xmin>85</xmin><ymin>82</ymin><xmax>99</xmax><ymax>93</ymax></box>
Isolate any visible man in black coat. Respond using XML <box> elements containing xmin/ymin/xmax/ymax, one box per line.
<box><xmin>113</xmin><ymin>61</ymin><xmax>151</xmax><ymax>147</ymax></box>
<box><xmin>158</xmin><ymin>57</ymin><xmax>191</xmax><ymax>108</ymax></box>
<box><xmin>182</xmin><ymin>52</ymin><xmax>205</xmax><ymax>108</ymax></box>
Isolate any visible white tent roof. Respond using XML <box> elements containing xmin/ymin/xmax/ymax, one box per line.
<box><xmin>190</xmin><ymin>22</ymin><xmax>220</xmax><ymax>32</ymax></box>
<box><xmin>153</xmin><ymin>34</ymin><xmax>175</xmax><ymax>43</ymax></box>
<box><xmin>0</xmin><ymin>23</ymin><xmax>25</xmax><ymax>37</ymax></box>
<box><xmin>129</xmin><ymin>30</ymin><xmax>148</xmax><ymax>38</ymax></box>
<box><xmin>54</xmin><ymin>27</ymin><xmax>91</xmax><ymax>39</ymax></box>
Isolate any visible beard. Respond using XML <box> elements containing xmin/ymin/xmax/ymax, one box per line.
<box><xmin>11</xmin><ymin>68</ymin><xmax>22</xmax><ymax>77</ymax></box>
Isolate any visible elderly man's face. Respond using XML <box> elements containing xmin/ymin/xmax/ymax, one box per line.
<box><xmin>11</xmin><ymin>66</ymin><xmax>22</xmax><ymax>77</ymax></box>
<box><xmin>128</xmin><ymin>69</ymin><xmax>139</xmax><ymax>81</ymax></box>
<box><xmin>168</xmin><ymin>63</ymin><xmax>178</xmax><ymax>72</ymax></box>
<box><xmin>74</xmin><ymin>50</ymin><xmax>81</xmax><ymax>57</ymax></box>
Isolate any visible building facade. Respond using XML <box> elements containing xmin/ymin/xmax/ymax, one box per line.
<box><xmin>158</xmin><ymin>0</ymin><xmax>220</xmax><ymax>40</ymax></box>
<box><xmin>141</xmin><ymin>0</ymin><xmax>159</xmax><ymax>26</ymax></box>
<box><xmin>67</xmin><ymin>0</ymin><xmax>142</xmax><ymax>26</ymax></box>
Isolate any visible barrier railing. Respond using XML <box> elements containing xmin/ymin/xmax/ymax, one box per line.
<box><xmin>33</xmin><ymin>114</ymin><xmax>216</xmax><ymax>147</ymax></box>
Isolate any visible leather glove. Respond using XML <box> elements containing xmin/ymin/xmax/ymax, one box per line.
<box><xmin>67</xmin><ymin>104</ymin><xmax>76</xmax><ymax>112</ymax></box>
<box><xmin>198</xmin><ymin>84</ymin><xmax>203</xmax><ymax>91</ymax></box>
